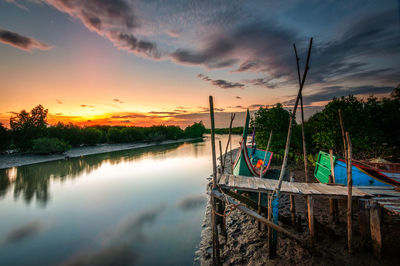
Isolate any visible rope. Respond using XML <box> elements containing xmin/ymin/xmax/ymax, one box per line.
<box><xmin>211</xmin><ymin>180</ymin><xmax>241</xmax><ymax>222</ymax></box>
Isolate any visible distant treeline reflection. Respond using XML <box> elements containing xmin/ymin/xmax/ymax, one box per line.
<box><xmin>0</xmin><ymin>142</ymin><xmax>186</xmax><ymax>205</ymax></box>
<box><xmin>0</xmin><ymin>105</ymin><xmax>206</xmax><ymax>154</ymax></box>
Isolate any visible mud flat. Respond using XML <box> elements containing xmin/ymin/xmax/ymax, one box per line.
<box><xmin>0</xmin><ymin>138</ymin><xmax>198</xmax><ymax>169</ymax></box>
<box><xmin>195</xmin><ymin>149</ymin><xmax>400</xmax><ymax>265</ymax></box>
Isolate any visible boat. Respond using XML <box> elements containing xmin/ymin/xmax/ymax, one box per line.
<box><xmin>233</xmin><ymin>109</ymin><xmax>273</xmax><ymax>177</ymax></box>
<box><xmin>314</xmin><ymin>151</ymin><xmax>400</xmax><ymax>186</ymax></box>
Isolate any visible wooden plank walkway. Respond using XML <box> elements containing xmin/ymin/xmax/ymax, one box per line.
<box><xmin>218</xmin><ymin>174</ymin><xmax>371</xmax><ymax>197</ymax></box>
<box><xmin>372</xmin><ymin>197</ymin><xmax>400</xmax><ymax>214</ymax></box>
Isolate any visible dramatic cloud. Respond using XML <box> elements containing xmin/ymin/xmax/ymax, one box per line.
<box><xmin>310</xmin><ymin>9</ymin><xmax>400</xmax><ymax>85</ymax></box>
<box><xmin>198</xmin><ymin>74</ymin><xmax>244</xmax><ymax>89</ymax></box>
<box><xmin>0</xmin><ymin>29</ymin><xmax>52</xmax><ymax>51</ymax></box>
<box><xmin>80</xmin><ymin>104</ymin><xmax>94</xmax><ymax>108</ymax></box>
<box><xmin>110</xmin><ymin>113</ymin><xmax>148</xmax><ymax>119</ymax></box>
<box><xmin>171</xmin><ymin>21</ymin><xmax>298</xmax><ymax>80</ymax></box>
<box><xmin>243</xmin><ymin>77</ymin><xmax>289</xmax><ymax>89</ymax></box>
<box><xmin>148</xmin><ymin>111</ymin><xmax>180</xmax><ymax>115</ymax></box>
<box><xmin>284</xmin><ymin>85</ymin><xmax>395</xmax><ymax>105</ymax></box>
<box><xmin>43</xmin><ymin>0</ymin><xmax>160</xmax><ymax>58</ymax></box>
<box><xmin>56</xmin><ymin>99</ymin><xmax>63</xmax><ymax>104</ymax></box>
<box><xmin>248</xmin><ymin>104</ymin><xmax>265</xmax><ymax>109</ymax></box>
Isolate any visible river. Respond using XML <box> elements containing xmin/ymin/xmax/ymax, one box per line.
<box><xmin>0</xmin><ymin>134</ymin><xmax>240</xmax><ymax>265</ymax></box>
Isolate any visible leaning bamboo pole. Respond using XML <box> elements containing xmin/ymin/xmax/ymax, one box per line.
<box><xmin>294</xmin><ymin>43</ymin><xmax>309</xmax><ymax>183</ymax></box>
<box><xmin>219</xmin><ymin>140</ymin><xmax>223</xmax><ymax>173</ymax></box>
<box><xmin>209</xmin><ymin>96</ymin><xmax>220</xmax><ymax>265</ymax></box>
<box><xmin>268</xmin><ymin>38</ymin><xmax>312</xmax><ymax>252</ymax></box>
<box><xmin>346</xmin><ymin>132</ymin><xmax>353</xmax><ymax>254</ymax></box>
<box><xmin>223</xmin><ymin>113</ymin><xmax>236</xmax><ymax>173</ymax></box>
<box><xmin>258</xmin><ymin>131</ymin><xmax>273</xmax><ymax>230</ymax></box>
<box><xmin>339</xmin><ymin>109</ymin><xmax>347</xmax><ymax>159</ymax></box>
<box><xmin>275</xmin><ymin>38</ymin><xmax>313</xmax><ymax>193</ymax></box>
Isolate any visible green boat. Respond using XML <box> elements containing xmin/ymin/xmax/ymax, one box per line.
<box><xmin>233</xmin><ymin>109</ymin><xmax>273</xmax><ymax>177</ymax></box>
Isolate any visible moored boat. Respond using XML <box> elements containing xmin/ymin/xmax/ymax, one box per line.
<box><xmin>314</xmin><ymin>151</ymin><xmax>400</xmax><ymax>186</ymax></box>
<box><xmin>232</xmin><ymin>109</ymin><xmax>273</xmax><ymax>177</ymax></box>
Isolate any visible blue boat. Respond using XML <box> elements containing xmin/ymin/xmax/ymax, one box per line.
<box><xmin>314</xmin><ymin>151</ymin><xmax>399</xmax><ymax>186</ymax></box>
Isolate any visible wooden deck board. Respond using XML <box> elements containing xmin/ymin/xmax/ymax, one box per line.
<box><xmin>218</xmin><ymin>174</ymin><xmax>370</xmax><ymax>197</ymax></box>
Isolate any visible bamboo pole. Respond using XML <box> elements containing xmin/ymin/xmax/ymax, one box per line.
<box><xmin>275</xmin><ymin>38</ymin><xmax>313</xmax><ymax>194</ymax></box>
<box><xmin>290</xmin><ymin>174</ymin><xmax>296</xmax><ymax>226</ymax></box>
<box><xmin>261</xmin><ymin>130</ymin><xmax>273</xmax><ymax>176</ymax></box>
<box><xmin>268</xmin><ymin>38</ymin><xmax>312</xmax><ymax>256</ymax></box>
<box><xmin>346</xmin><ymin>132</ymin><xmax>353</xmax><ymax>254</ymax></box>
<box><xmin>230</xmin><ymin>130</ymin><xmax>233</xmax><ymax>173</ymax></box>
<box><xmin>258</xmin><ymin>130</ymin><xmax>272</xmax><ymax>230</ymax></box>
<box><xmin>223</xmin><ymin>113</ymin><xmax>236</xmax><ymax>173</ymax></box>
<box><xmin>217</xmin><ymin>139</ymin><xmax>227</xmax><ymax>237</ymax></box>
<box><xmin>294</xmin><ymin>44</ymin><xmax>309</xmax><ymax>183</ymax></box>
<box><xmin>219</xmin><ymin>140</ymin><xmax>223</xmax><ymax>173</ymax></box>
<box><xmin>300</xmin><ymin>96</ymin><xmax>309</xmax><ymax>182</ymax></box>
<box><xmin>329</xmin><ymin>150</ymin><xmax>339</xmax><ymax>223</ymax></box>
<box><xmin>307</xmin><ymin>195</ymin><xmax>315</xmax><ymax>246</ymax></box>
<box><xmin>339</xmin><ymin>109</ymin><xmax>347</xmax><ymax>158</ymax></box>
<box><xmin>209</xmin><ymin>96</ymin><xmax>220</xmax><ymax>265</ymax></box>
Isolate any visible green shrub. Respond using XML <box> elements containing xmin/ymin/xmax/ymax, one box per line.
<box><xmin>82</xmin><ymin>128</ymin><xmax>102</xmax><ymax>146</ymax></box>
<box><xmin>32</xmin><ymin>137</ymin><xmax>71</xmax><ymax>154</ymax></box>
<box><xmin>0</xmin><ymin>123</ymin><xmax>11</xmax><ymax>151</ymax></box>
<box><xmin>107</xmin><ymin>127</ymin><xmax>123</xmax><ymax>143</ymax></box>
<box><xmin>185</xmin><ymin>122</ymin><xmax>206</xmax><ymax>138</ymax></box>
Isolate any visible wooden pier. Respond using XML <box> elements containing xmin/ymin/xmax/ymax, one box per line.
<box><xmin>214</xmin><ymin>173</ymin><xmax>400</xmax><ymax>259</ymax></box>
<box><xmin>218</xmin><ymin>174</ymin><xmax>370</xmax><ymax>197</ymax></box>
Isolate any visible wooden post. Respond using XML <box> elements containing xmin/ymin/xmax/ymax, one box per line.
<box><xmin>258</xmin><ymin>130</ymin><xmax>272</xmax><ymax>230</ymax></box>
<box><xmin>209</xmin><ymin>96</ymin><xmax>220</xmax><ymax>265</ymax></box>
<box><xmin>230</xmin><ymin>132</ymin><xmax>233</xmax><ymax>173</ymax></box>
<box><xmin>261</xmin><ymin>130</ymin><xmax>273</xmax><ymax>176</ymax></box>
<box><xmin>307</xmin><ymin>195</ymin><xmax>314</xmax><ymax>246</ymax></box>
<box><xmin>359</xmin><ymin>199</ymin><xmax>370</xmax><ymax>250</ymax></box>
<box><xmin>290</xmin><ymin>174</ymin><xmax>296</xmax><ymax>226</ymax></box>
<box><xmin>300</xmin><ymin>96</ymin><xmax>309</xmax><ymax>182</ymax></box>
<box><xmin>329</xmin><ymin>150</ymin><xmax>339</xmax><ymax>223</ymax></box>
<box><xmin>217</xmin><ymin>140</ymin><xmax>227</xmax><ymax>237</ymax></box>
<box><xmin>223</xmin><ymin>113</ymin><xmax>235</xmax><ymax>173</ymax></box>
<box><xmin>258</xmin><ymin>192</ymin><xmax>262</xmax><ymax>231</ymax></box>
<box><xmin>219</xmin><ymin>140</ymin><xmax>223</xmax><ymax>172</ymax></box>
<box><xmin>346</xmin><ymin>132</ymin><xmax>353</xmax><ymax>254</ymax></box>
<box><xmin>339</xmin><ymin>109</ymin><xmax>347</xmax><ymax>159</ymax></box>
<box><xmin>370</xmin><ymin>200</ymin><xmax>382</xmax><ymax>258</ymax></box>
<box><xmin>267</xmin><ymin>192</ymin><xmax>277</xmax><ymax>258</ymax></box>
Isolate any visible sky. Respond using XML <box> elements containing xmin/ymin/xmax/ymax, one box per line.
<box><xmin>0</xmin><ymin>0</ymin><xmax>399</xmax><ymax>128</ymax></box>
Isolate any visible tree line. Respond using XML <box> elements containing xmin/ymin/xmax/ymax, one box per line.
<box><xmin>0</xmin><ymin>106</ymin><xmax>206</xmax><ymax>154</ymax></box>
<box><xmin>252</xmin><ymin>87</ymin><xmax>400</xmax><ymax>162</ymax></box>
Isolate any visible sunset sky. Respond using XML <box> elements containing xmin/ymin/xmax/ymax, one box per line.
<box><xmin>0</xmin><ymin>0</ymin><xmax>399</xmax><ymax>128</ymax></box>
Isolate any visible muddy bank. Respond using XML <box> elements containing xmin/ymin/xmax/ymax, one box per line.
<box><xmin>195</xmin><ymin>148</ymin><xmax>400</xmax><ymax>265</ymax></box>
<box><xmin>0</xmin><ymin>138</ymin><xmax>198</xmax><ymax>169</ymax></box>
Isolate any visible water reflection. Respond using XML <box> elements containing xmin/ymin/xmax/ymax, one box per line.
<box><xmin>1</xmin><ymin>220</ymin><xmax>44</xmax><ymax>246</ymax></box>
<box><xmin>0</xmin><ymin>142</ymin><xmax>189</xmax><ymax>206</ymax></box>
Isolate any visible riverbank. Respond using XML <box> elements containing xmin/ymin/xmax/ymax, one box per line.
<box><xmin>0</xmin><ymin>138</ymin><xmax>199</xmax><ymax>169</ymax></box>
<box><xmin>195</xmin><ymin>148</ymin><xmax>400</xmax><ymax>265</ymax></box>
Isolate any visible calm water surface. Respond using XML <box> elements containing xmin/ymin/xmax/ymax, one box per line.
<box><xmin>0</xmin><ymin>135</ymin><xmax>239</xmax><ymax>265</ymax></box>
